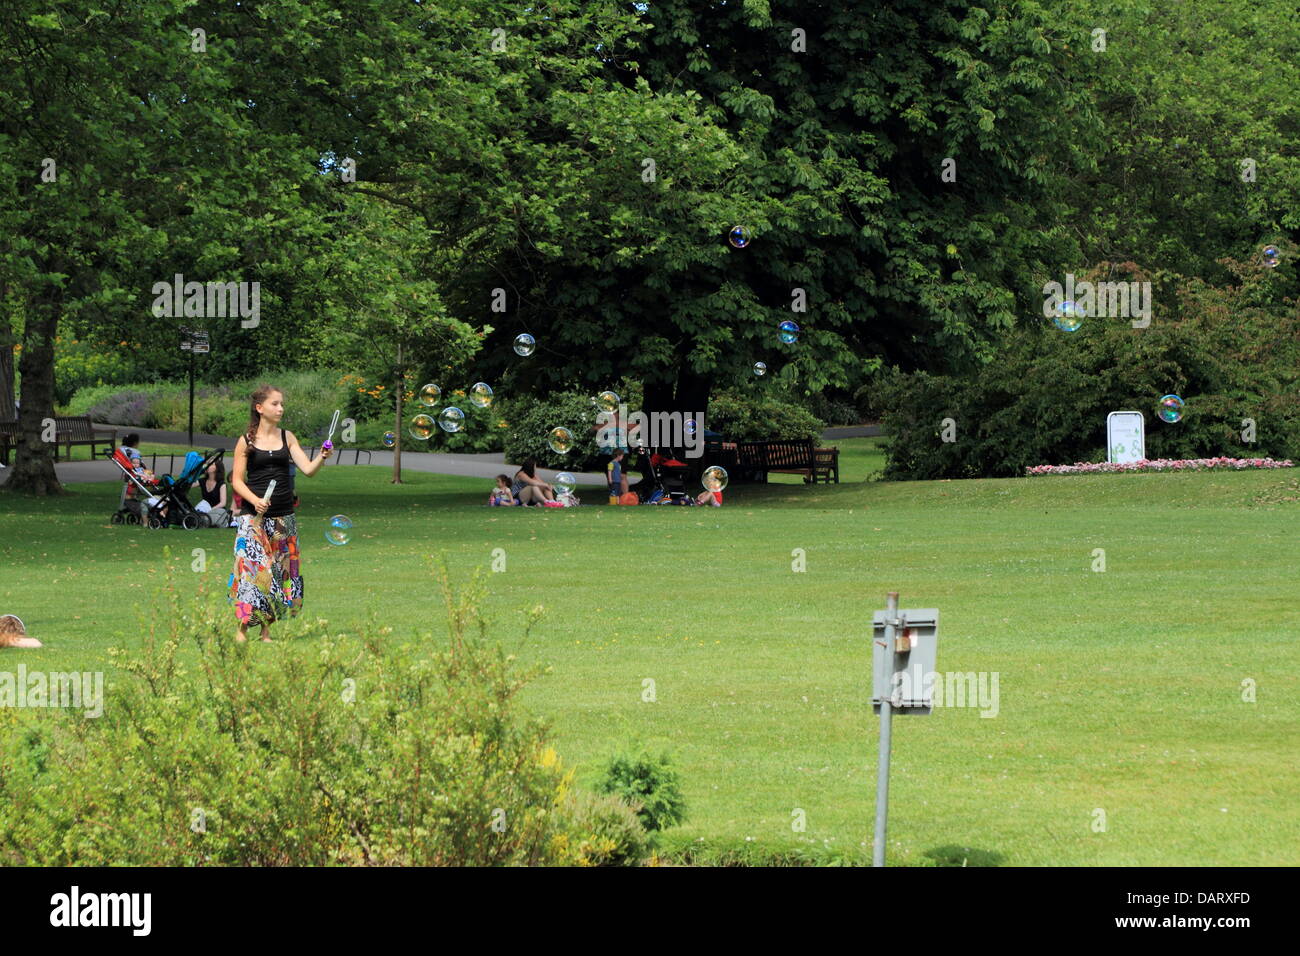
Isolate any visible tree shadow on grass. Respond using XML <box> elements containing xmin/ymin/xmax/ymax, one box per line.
<box><xmin>923</xmin><ymin>845</ymin><xmax>1005</xmax><ymax>867</ymax></box>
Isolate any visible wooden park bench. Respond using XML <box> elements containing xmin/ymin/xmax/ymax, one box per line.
<box><xmin>731</xmin><ymin>438</ymin><xmax>840</xmax><ymax>484</ymax></box>
<box><xmin>0</xmin><ymin>416</ymin><xmax>116</xmax><ymax>464</ymax></box>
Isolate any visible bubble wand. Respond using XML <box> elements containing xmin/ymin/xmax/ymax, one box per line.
<box><xmin>322</xmin><ymin>409</ymin><xmax>341</xmax><ymax>452</ymax></box>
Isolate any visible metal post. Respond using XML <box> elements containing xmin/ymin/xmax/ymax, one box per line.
<box><xmin>873</xmin><ymin>590</ymin><xmax>899</xmax><ymax>867</ymax></box>
<box><xmin>188</xmin><ymin>349</ymin><xmax>195</xmax><ymax>446</ymax></box>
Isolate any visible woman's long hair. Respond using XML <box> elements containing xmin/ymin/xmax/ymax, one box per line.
<box><xmin>244</xmin><ymin>384</ymin><xmax>280</xmax><ymax>450</ymax></box>
<box><xmin>520</xmin><ymin>458</ymin><xmax>537</xmax><ymax>478</ymax></box>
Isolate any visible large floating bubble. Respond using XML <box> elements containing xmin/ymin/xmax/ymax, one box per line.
<box><xmin>439</xmin><ymin>406</ymin><xmax>466</xmax><ymax>433</ymax></box>
<box><xmin>1157</xmin><ymin>394</ymin><xmax>1184</xmax><ymax>423</ymax></box>
<box><xmin>418</xmin><ymin>383</ymin><xmax>441</xmax><ymax>407</ymax></box>
<box><xmin>381</xmin><ymin>431</ymin><xmax>396</xmax><ymax>448</ymax></box>
<box><xmin>728</xmin><ymin>225</ymin><xmax>751</xmax><ymax>248</ymax></box>
<box><xmin>513</xmin><ymin>333</ymin><xmax>536</xmax><ymax>356</ymax></box>
<box><xmin>1052</xmin><ymin>300</ymin><xmax>1086</xmax><ymax>332</ymax></box>
<box><xmin>702</xmin><ymin>465</ymin><xmax>729</xmax><ymax>492</ymax></box>
<box><xmin>325</xmin><ymin>514</ymin><xmax>353</xmax><ymax>546</ymax></box>
<box><xmin>409</xmin><ymin>414</ymin><xmax>434</xmax><ymax>440</ymax></box>
<box><xmin>779</xmin><ymin>320</ymin><xmax>800</xmax><ymax>344</ymax></box>
<box><xmin>548</xmin><ymin>426</ymin><xmax>574</xmax><ymax>454</ymax></box>
<box><xmin>753</xmin><ymin>362</ymin><xmax>767</xmax><ymax>376</ymax></box>
<box><xmin>470</xmin><ymin>382</ymin><xmax>494</xmax><ymax>409</ymax></box>
<box><xmin>554</xmin><ymin>472</ymin><xmax>576</xmax><ymax>495</ymax></box>
<box><xmin>596</xmin><ymin>391</ymin><xmax>620</xmax><ymax>413</ymax></box>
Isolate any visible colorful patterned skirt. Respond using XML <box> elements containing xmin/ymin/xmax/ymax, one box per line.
<box><xmin>228</xmin><ymin>513</ymin><xmax>303</xmax><ymax>626</ymax></box>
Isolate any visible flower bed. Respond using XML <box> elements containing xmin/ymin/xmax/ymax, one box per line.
<box><xmin>1026</xmin><ymin>457</ymin><xmax>1295</xmax><ymax>476</ymax></box>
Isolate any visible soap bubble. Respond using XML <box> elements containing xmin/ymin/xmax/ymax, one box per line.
<box><xmin>381</xmin><ymin>432</ymin><xmax>396</xmax><ymax>448</ymax></box>
<box><xmin>1158</xmin><ymin>394</ymin><xmax>1184</xmax><ymax>423</ymax></box>
<box><xmin>728</xmin><ymin>225</ymin><xmax>751</xmax><ymax>248</ymax></box>
<box><xmin>1262</xmin><ymin>245</ymin><xmax>1280</xmax><ymax>268</ymax></box>
<box><xmin>554</xmin><ymin>472</ymin><xmax>576</xmax><ymax>495</ymax></box>
<box><xmin>325</xmin><ymin>514</ymin><xmax>353</xmax><ymax>546</ymax></box>
<box><xmin>418</xmin><ymin>383</ymin><xmax>441</xmax><ymax>407</ymax></box>
<box><xmin>596</xmin><ymin>391</ymin><xmax>620</xmax><ymax>413</ymax></box>
<box><xmin>701</xmin><ymin>465</ymin><xmax>729</xmax><ymax>492</ymax></box>
<box><xmin>1052</xmin><ymin>300</ymin><xmax>1086</xmax><ymax>332</ymax></box>
<box><xmin>513</xmin><ymin>333</ymin><xmax>536</xmax><ymax>356</ymax></box>
<box><xmin>408</xmin><ymin>414</ymin><xmax>434</xmax><ymax>440</ymax></box>
<box><xmin>470</xmin><ymin>382</ymin><xmax>494</xmax><ymax>409</ymax></box>
<box><xmin>439</xmin><ymin>406</ymin><xmax>465</xmax><ymax>432</ymax></box>
<box><xmin>779</xmin><ymin>320</ymin><xmax>800</xmax><ymax>344</ymax></box>
<box><xmin>753</xmin><ymin>362</ymin><xmax>767</xmax><ymax>376</ymax></box>
<box><xmin>548</xmin><ymin>426</ymin><xmax>574</xmax><ymax>454</ymax></box>
<box><xmin>685</xmin><ymin>419</ymin><xmax>697</xmax><ymax>436</ymax></box>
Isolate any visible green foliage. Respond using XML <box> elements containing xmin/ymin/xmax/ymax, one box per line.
<box><xmin>872</xmin><ymin>261</ymin><xmax>1300</xmax><ymax>479</ymax></box>
<box><xmin>594</xmin><ymin>750</ymin><xmax>687</xmax><ymax>833</ymax></box>
<box><xmin>51</xmin><ymin>337</ymin><xmax>146</xmax><ymax>405</ymax></box>
<box><xmin>0</xmin><ymin>559</ymin><xmax>644</xmax><ymax>866</ymax></box>
<box><xmin>558</xmin><ymin>790</ymin><xmax>651</xmax><ymax>867</ymax></box>
<box><xmin>706</xmin><ymin>386</ymin><xmax>826</xmax><ymax>441</ymax></box>
<box><xmin>501</xmin><ymin>389</ymin><xmax>606</xmax><ymax>472</ymax></box>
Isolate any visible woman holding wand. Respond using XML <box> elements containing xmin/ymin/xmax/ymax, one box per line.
<box><xmin>228</xmin><ymin>384</ymin><xmax>332</xmax><ymax>642</ymax></box>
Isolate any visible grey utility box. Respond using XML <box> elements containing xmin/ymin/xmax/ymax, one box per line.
<box><xmin>871</xmin><ymin>608</ymin><xmax>939</xmax><ymax>715</ymax></box>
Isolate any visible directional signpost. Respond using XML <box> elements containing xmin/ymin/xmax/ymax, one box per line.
<box><xmin>179</xmin><ymin>327</ymin><xmax>209</xmax><ymax>446</ymax></box>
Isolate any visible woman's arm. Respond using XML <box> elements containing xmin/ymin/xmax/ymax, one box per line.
<box><xmin>288</xmin><ymin>430</ymin><xmax>332</xmax><ymax>475</ymax></box>
<box><xmin>218</xmin><ymin>482</ymin><xmax>227</xmax><ymax>509</ymax></box>
<box><xmin>229</xmin><ymin>437</ymin><xmax>267</xmax><ymax>514</ymax></box>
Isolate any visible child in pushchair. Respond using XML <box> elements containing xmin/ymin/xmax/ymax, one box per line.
<box><xmin>111</xmin><ymin>446</ymin><xmax>227</xmax><ymax>529</ymax></box>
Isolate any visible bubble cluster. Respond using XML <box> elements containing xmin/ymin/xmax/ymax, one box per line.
<box><xmin>779</xmin><ymin>320</ymin><xmax>799</xmax><ymax>344</ymax></box>
<box><xmin>418</xmin><ymin>383</ymin><xmax>441</xmax><ymax>407</ymax></box>
<box><xmin>596</xmin><ymin>391</ymin><xmax>620</xmax><ymax>413</ymax></box>
<box><xmin>1052</xmin><ymin>300</ymin><xmax>1085</xmax><ymax>332</ymax></box>
<box><xmin>702</xmin><ymin>465</ymin><xmax>729</xmax><ymax>492</ymax></box>
<box><xmin>548</xmin><ymin>426</ymin><xmax>574</xmax><ymax>454</ymax></box>
<box><xmin>439</xmin><ymin>406</ymin><xmax>466</xmax><ymax>433</ymax></box>
<box><xmin>513</xmin><ymin>333</ymin><xmax>536</xmax><ymax>356</ymax></box>
<box><xmin>408</xmin><ymin>414</ymin><xmax>434</xmax><ymax>440</ymax></box>
<box><xmin>554</xmin><ymin>472</ymin><xmax>576</xmax><ymax>495</ymax></box>
<box><xmin>382</xmin><ymin>431</ymin><xmax>396</xmax><ymax>448</ymax></box>
<box><xmin>325</xmin><ymin>514</ymin><xmax>353</xmax><ymax>546</ymax></box>
<box><xmin>753</xmin><ymin>362</ymin><xmax>767</xmax><ymax>376</ymax></box>
<box><xmin>1158</xmin><ymin>394</ymin><xmax>1184</xmax><ymax>423</ymax></box>
<box><xmin>728</xmin><ymin>225</ymin><xmax>751</xmax><ymax>248</ymax></box>
<box><xmin>470</xmin><ymin>382</ymin><xmax>494</xmax><ymax>409</ymax></box>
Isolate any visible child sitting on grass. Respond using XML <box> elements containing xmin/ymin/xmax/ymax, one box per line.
<box><xmin>488</xmin><ymin>474</ymin><xmax>518</xmax><ymax>506</ymax></box>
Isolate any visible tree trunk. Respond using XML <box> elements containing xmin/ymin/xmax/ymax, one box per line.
<box><xmin>0</xmin><ymin>290</ymin><xmax>15</xmax><ymax>422</ymax></box>
<box><xmin>5</xmin><ymin>302</ymin><xmax>62</xmax><ymax>495</ymax></box>
<box><xmin>391</xmin><ymin>346</ymin><xmax>403</xmax><ymax>484</ymax></box>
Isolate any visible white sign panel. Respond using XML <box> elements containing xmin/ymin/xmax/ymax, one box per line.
<box><xmin>1107</xmin><ymin>411</ymin><xmax>1145</xmax><ymax>464</ymax></box>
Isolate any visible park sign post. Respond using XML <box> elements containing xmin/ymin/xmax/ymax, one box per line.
<box><xmin>1107</xmin><ymin>411</ymin><xmax>1145</xmax><ymax>464</ymax></box>
<box><xmin>870</xmin><ymin>593</ymin><xmax>939</xmax><ymax>867</ymax></box>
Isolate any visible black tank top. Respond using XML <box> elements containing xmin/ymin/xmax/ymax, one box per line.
<box><xmin>241</xmin><ymin>429</ymin><xmax>295</xmax><ymax>517</ymax></box>
<box><xmin>201</xmin><ymin>478</ymin><xmax>223</xmax><ymax>508</ymax></box>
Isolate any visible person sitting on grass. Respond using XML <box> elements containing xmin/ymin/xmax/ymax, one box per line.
<box><xmin>695</xmin><ymin>490</ymin><xmax>722</xmax><ymax>507</ymax></box>
<box><xmin>511</xmin><ymin>458</ymin><xmax>556</xmax><ymax>506</ymax></box>
<box><xmin>489</xmin><ymin>474</ymin><xmax>518</xmax><ymax>506</ymax></box>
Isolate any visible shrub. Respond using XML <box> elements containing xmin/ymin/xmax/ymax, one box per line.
<box><xmin>706</xmin><ymin>387</ymin><xmax>826</xmax><ymax>442</ymax></box>
<box><xmin>594</xmin><ymin>750</ymin><xmax>687</xmax><ymax>833</ymax></box>
<box><xmin>52</xmin><ymin>337</ymin><xmax>146</xmax><ymax>406</ymax></box>
<box><xmin>501</xmin><ymin>388</ymin><xmax>608</xmax><ymax>472</ymax></box>
<box><xmin>85</xmin><ymin>388</ymin><xmax>165</xmax><ymax>426</ymax></box>
<box><xmin>872</xmin><ymin>264</ymin><xmax>1300</xmax><ymax>480</ymax></box>
<box><xmin>0</xmin><ymin>558</ymin><xmax>638</xmax><ymax>866</ymax></box>
<box><xmin>556</xmin><ymin>790</ymin><xmax>651</xmax><ymax>867</ymax></box>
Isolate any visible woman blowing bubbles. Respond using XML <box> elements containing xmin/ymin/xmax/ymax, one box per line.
<box><xmin>228</xmin><ymin>384</ymin><xmax>332</xmax><ymax>642</ymax></box>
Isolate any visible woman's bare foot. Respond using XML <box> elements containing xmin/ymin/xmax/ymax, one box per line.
<box><xmin>260</xmin><ymin>626</ymin><xmax>272</xmax><ymax>643</ymax></box>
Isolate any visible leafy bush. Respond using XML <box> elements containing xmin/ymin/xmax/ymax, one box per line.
<box><xmin>706</xmin><ymin>386</ymin><xmax>826</xmax><ymax>441</ymax></box>
<box><xmin>872</xmin><ymin>263</ymin><xmax>1300</xmax><ymax>479</ymax></box>
<box><xmin>594</xmin><ymin>750</ymin><xmax>687</xmax><ymax>833</ymax></box>
<box><xmin>52</xmin><ymin>337</ymin><xmax>147</xmax><ymax>406</ymax></box>
<box><xmin>0</xmin><ymin>559</ymin><xmax>641</xmax><ymax>866</ymax></box>
<box><xmin>555</xmin><ymin>790</ymin><xmax>651</xmax><ymax>866</ymax></box>
<box><xmin>501</xmin><ymin>388</ymin><xmax>608</xmax><ymax>472</ymax></box>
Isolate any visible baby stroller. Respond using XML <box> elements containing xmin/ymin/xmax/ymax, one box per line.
<box><xmin>639</xmin><ymin>449</ymin><xmax>696</xmax><ymax>505</ymax></box>
<box><xmin>110</xmin><ymin>448</ymin><xmax>225</xmax><ymax>530</ymax></box>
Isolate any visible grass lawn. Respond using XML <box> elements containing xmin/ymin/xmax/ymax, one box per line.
<box><xmin>1</xmin><ymin>441</ymin><xmax>1296</xmax><ymax>865</ymax></box>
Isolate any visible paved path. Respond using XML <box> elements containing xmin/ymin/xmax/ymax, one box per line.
<box><xmin>1</xmin><ymin>421</ymin><xmax>881</xmax><ymax>486</ymax></box>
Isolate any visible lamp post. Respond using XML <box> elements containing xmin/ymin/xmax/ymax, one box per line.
<box><xmin>178</xmin><ymin>327</ymin><xmax>209</xmax><ymax>446</ymax></box>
